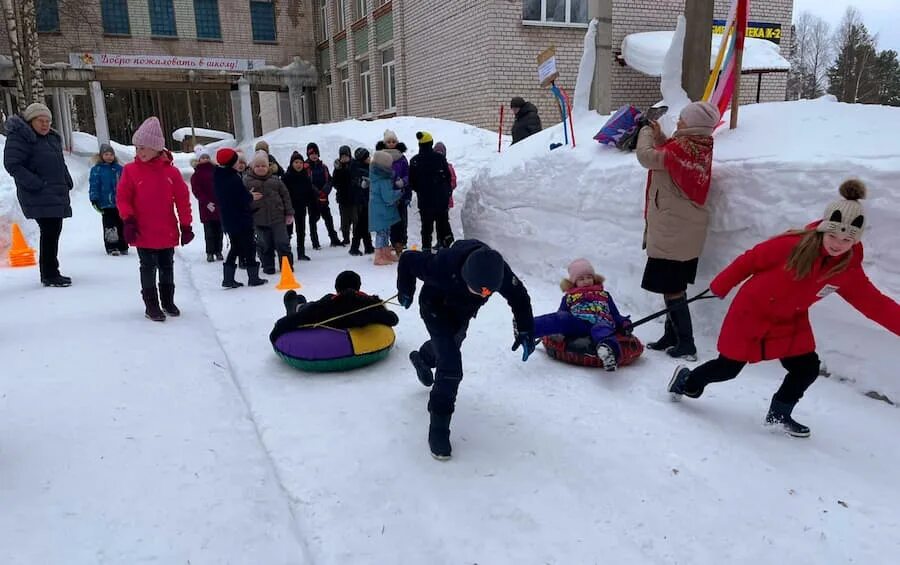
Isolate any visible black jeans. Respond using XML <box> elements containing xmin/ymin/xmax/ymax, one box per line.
<box><xmin>686</xmin><ymin>352</ymin><xmax>820</xmax><ymax>405</ymax></box>
<box><xmin>418</xmin><ymin>301</ymin><xmax>471</xmax><ymax>415</ymax></box>
<box><xmin>339</xmin><ymin>202</ymin><xmax>357</xmax><ymax>242</ymax></box>
<box><xmin>350</xmin><ymin>202</ymin><xmax>372</xmax><ymax>251</ymax></box>
<box><xmin>35</xmin><ymin>217</ymin><xmax>63</xmax><ymax>278</ymax></box>
<box><xmin>137</xmin><ymin>248</ymin><xmax>175</xmax><ymax>289</ymax></box>
<box><xmin>225</xmin><ymin>229</ymin><xmax>257</xmax><ymax>268</ymax></box>
<box><xmin>203</xmin><ymin>220</ymin><xmax>224</xmax><ymax>255</ymax></box>
<box><xmin>419</xmin><ymin>208</ymin><xmax>453</xmax><ymax>250</ymax></box>
<box><xmin>286</xmin><ymin>206</ymin><xmax>308</xmax><ymax>256</ymax></box>
<box><xmin>101</xmin><ymin>208</ymin><xmax>128</xmax><ymax>253</ymax></box>
<box><xmin>309</xmin><ymin>201</ymin><xmax>339</xmax><ymax>247</ymax></box>
<box><xmin>390</xmin><ymin>203</ymin><xmax>409</xmax><ymax>246</ymax></box>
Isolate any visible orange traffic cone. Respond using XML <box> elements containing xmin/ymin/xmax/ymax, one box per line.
<box><xmin>275</xmin><ymin>256</ymin><xmax>301</xmax><ymax>290</ymax></box>
<box><xmin>8</xmin><ymin>223</ymin><xmax>37</xmax><ymax>268</ymax></box>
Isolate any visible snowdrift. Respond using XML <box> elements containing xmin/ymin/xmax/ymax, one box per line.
<box><xmin>463</xmin><ymin>97</ymin><xmax>900</xmax><ymax>399</ymax></box>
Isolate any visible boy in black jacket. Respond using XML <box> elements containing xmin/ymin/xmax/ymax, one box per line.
<box><xmin>306</xmin><ymin>142</ymin><xmax>342</xmax><ymax>248</ymax></box>
<box><xmin>282</xmin><ymin>151</ymin><xmax>316</xmax><ymax>261</ymax></box>
<box><xmin>397</xmin><ymin>239</ymin><xmax>535</xmax><ymax>460</ymax></box>
<box><xmin>332</xmin><ymin>145</ymin><xmax>355</xmax><ymax>245</ymax></box>
<box><xmin>348</xmin><ymin>147</ymin><xmax>374</xmax><ymax>256</ymax></box>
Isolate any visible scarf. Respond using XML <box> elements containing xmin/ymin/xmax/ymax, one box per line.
<box><xmin>659</xmin><ymin>135</ymin><xmax>714</xmax><ymax>206</ymax></box>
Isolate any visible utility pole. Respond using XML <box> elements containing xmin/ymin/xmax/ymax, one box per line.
<box><xmin>682</xmin><ymin>0</ymin><xmax>714</xmax><ymax>101</ymax></box>
<box><xmin>588</xmin><ymin>0</ymin><xmax>612</xmax><ymax>114</ymax></box>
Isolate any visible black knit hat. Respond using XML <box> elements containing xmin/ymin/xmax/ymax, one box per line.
<box><xmin>339</xmin><ymin>145</ymin><xmax>351</xmax><ymax>157</ymax></box>
<box><xmin>510</xmin><ymin>96</ymin><xmax>526</xmax><ymax>109</ymax></box>
<box><xmin>289</xmin><ymin>151</ymin><xmax>304</xmax><ymax>164</ymax></box>
<box><xmin>354</xmin><ymin>147</ymin><xmax>370</xmax><ymax>161</ymax></box>
<box><xmin>306</xmin><ymin>142</ymin><xmax>320</xmax><ymax>156</ymax></box>
<box><xmin>461</xmin><ymin>248</ymin><xmax>505</xmax><ymax>294</ymax></box>
<box><xmin>335</xmin><ymin>270</ymin><xmax>362</xmax><ymax>293</ymax></box>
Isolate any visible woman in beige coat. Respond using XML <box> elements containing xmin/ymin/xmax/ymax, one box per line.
<box><xmin>636</xmin><ymin>101</ymin><xmax>720</xmax><ymax>361</ymax></box>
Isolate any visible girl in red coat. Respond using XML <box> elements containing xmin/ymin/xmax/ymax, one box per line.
<box><xmin>117</xmin><ymin>117</ymin><xmax>194</xmax><ymax>322</ymax></box>
<box><xmin>669</xmin><ymin>180</ymin><xmax>900</xmax><ymax>437</ymax></box>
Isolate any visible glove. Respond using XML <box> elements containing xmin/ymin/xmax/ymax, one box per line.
<box><xmin>360</xmin><ymin>178</ymin><xmax>369</xmax><ymax>189</ymax></box>
<box><xmin>618</xmin><ymin>318</ymin><xmax>633</xmax><ymax>336</ymax></box>
<box><xmin>123</xmin><ymin>218</ymin><xmax>138</xmax><ymax>245</ymax></box>
<box><xmin>512</xmin><ymin>331</ymin><xmax>536</xmax><ymax>362</ymax></box>
<box><xmin>91</xmin><ymin>200</ymin><xmax>102</xmax><ymax>213</ymax></box>
<box><xmin>394</xmin><ymin>178</ymin><xmax>405</xmax><ymax>189</ymax></box>
<box><xmin>285</xmin><ymin>214</ymin><xmax>294</xmax><ymax>225</ymax></box>
<box><xmin>398</xmin><ymin>293</ymin><xmax>413</xmax><ymax>309</ymax></box>
<box><xmin>206</xmin><ymin>202</ymin><xmax>216</xmax><ymax>213</ymax></box>
<box><xmin>180</xmin><ymin>225</ymin><xmax>195</xmax><ymax>246</ymax></box>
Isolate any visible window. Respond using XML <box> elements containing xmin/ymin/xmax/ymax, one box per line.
<box><xmin>381</xmin><ymin>47</ymin><xmax>396</xmax><ymax>110</ymax></box>
<box><xmin>355</xmin><ymin>0</ymin><xmax>367</xmax><ymax>20</ymax></box>
<box><xmin>148</xmin><ymin>0</ymin><xmax>177</xmax><ymax>36</ymax></box>
<box><xmin>523</xmin><ymin>0</ymin><xmax>588</xmax><ymax>25</ymax></box>
<box><xmin>359</xmin><ymin>60</ymin><xmax>372</xmax><ymax>114</ymax></box>
<box><xmin>336</xmin><ymin>0</ymin><xmax>346</xmax><ymax>31</ymax></box>
<box><xmin>250</xmin><ymin>0</ymin><xmax>277</xmax><ymax>42</ymax></box>
<box><xmin>319</xmin><ymin>0</ymin><xmax>330</xmax><ymax>40</ymax></box>
<box><xmin>375</xmin><ymin>0</ymin><xmax>389</xmax><ymax>6</ymax></box>
<box><xmin>194</xmin><ymin>0</ymin><xmax>221</xmax><ymax>39</ymax></box>
<box><xmin>36</xmin><ymin>0</ymin><xmax>59</xmax><ymax>32</ymax></box>
<box><xmin>324</xmin><ymin>74</ymin><xmax>333</xmax><ymax>121</ymax></box>
<box><xmin>101</xmin><ymin>0</ymin><xmax>131</xmax><ymax>35</ymax></box>
<box><xmin>340</xmin><ymin>67</ymin><xmax>351</xmax><ymax>118</ymax></box>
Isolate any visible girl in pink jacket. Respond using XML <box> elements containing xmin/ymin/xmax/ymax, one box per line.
<box><xmin>117</xmin><ymin>117</ymin><xmax>193</xmax><ymax>322</ymax></box>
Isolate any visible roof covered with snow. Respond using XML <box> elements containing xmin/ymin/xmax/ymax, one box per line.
<box><xmin>621</xmin><ymin>31</ymin><xmax>790</xmax><ymax>77</ymax></box>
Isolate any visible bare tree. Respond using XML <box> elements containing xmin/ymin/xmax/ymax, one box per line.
<box><xmin>790</xmin><ymin>11</ymin><xmax>832</xmax><ymax>99</ymax></box>
<box><xmin>1</xmin><ymin>0</ymin><xmax>45</xmax><ymax>109</ymax></box>
<box><xmin>20</xmin><ymin>0</ymin><xmax>45</xmax><ymax>103</ymax></box>
<box><xmin>2</xmin><ymin>0</ymin><xmax>28</xmax><ymax>110</ymax></box>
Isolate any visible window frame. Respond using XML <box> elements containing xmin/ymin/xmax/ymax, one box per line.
<box><xmin>522</xmin><ymin>0</ymin><xmax>589</xmax><ymax>28</ymax></box>
<box><xmin>359</xmin><ymin>59</ymin><xmax>372</xmax><ymax>115</ymax></box>
<box><xmin>250</xmin><ymin>0</ymin><xmax>277</xmax><ymax>43</ymax></box>
<box><xmin>355</xmin><ymin>0</ymin><xmax>367</xmax><ymax>20</ymax></box>
<box><xmin>340</xmin><ymin>67</ymin><xmax>351</xmax><ymax>118</ymax></box>
<box><xmin>336</xmin><ymin>0</ymin><xmax>347</xmax><ymax>31</ymax></box>
<box><xmin>36</xmin><ymin>0</ymin><xmax>60</xmax><ymax>33</ymax></box>
<box><xmin>193</xmin><ymin>0</ymin><xmax>222</xmax><ymax>40</ymax></box>
<box><xmin>148</xmin><ymin>0</ymin><xmax>178</xmax><ymax>37</ymax></box>
<box><xmin>381</xmin><ymin>47</ymin><xmax>396</xmax><ymax>111</ymax></box>
<box><xmin>101</xmin><ymin>0</ymin><xmax>131</xmax><ymax>36</ymax></box>
<box><xmin>324</xmin><ymin>74</ymin><xmax>334</xmax><ymax>122</ymax></box>
<box><xmin>320</xmin><ymin>0</ymin><xmax>330</xmax><ymax>40</ymax></box>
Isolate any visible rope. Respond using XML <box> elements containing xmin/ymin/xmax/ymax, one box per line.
<box><xmin>295</xmin><ymin>293</ymin><xmax>399</xmax><ymax>330</ymax></box>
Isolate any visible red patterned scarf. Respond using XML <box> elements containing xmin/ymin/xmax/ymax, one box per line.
<box><xmin>660</xmin><ymin>135</ymin><xmax>714</xmax><ymax>206</ymax></box>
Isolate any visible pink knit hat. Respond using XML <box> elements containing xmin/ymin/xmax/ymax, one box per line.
<box><xmin>132</xmin><ymin>117</ymin><xmax>166</xmax><ymax>151</ymax></box>
<box><xmin>567</xmin><ymin>258</ymin><xmax>594</xmax><ymax>281</ymax></box>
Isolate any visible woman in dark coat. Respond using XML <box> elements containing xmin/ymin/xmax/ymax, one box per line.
<box><xmin>3</xmin><ymin>103</ymin><xmax>74</xmax><ymax>286</ymax></box>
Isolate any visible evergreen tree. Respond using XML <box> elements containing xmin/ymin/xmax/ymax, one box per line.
<box><xmin>827</xmin><ymin>18</ymin><xmax>878</xmax><ymax>103</ymax></box>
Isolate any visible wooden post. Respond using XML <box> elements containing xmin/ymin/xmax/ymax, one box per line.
<box><xmin>729</xmin><ymin>0</ymin><xmax>748</xmax><ymax>129</ymax></box>
<box><xmin>498</xmin><ymin>105</ymin><xmax>504</xmax><ymax>153</ymax></box>
<box><xmin>682</xmin><ymin>0</ymin><xmax>715</xmax><ymax>101</ymax></box>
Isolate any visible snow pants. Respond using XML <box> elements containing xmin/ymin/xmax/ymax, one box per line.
<box><xmin>255</xmin><ymin>223</ymin><xmax>291</xmax><ymax>271</ymax></box>
<box><xmin>137</xmin><ymin>247</ymin><xmax>174</xmax><ymax>289</ymax></box>
<box><xmin>339</xmin><ymin>202</ymin><xmax>356</xmax><ymax>243</ymax></box>
<box><xmin>419</xmin><ymin>207</ymin><xmax>453</xmax><ymax>251</ymax></box>
<box><xmin>685</xmin><ymin>352</ymin><xmax>820</xmax><ymax>405</ymax></box>
<box><xmin>534</xmin><ymin>312</ymin><xmax>621</xmax><ymax>359</ymax></box>
<box><xmin>286</xmin><ymin>205</ymin><xmax>309</xmax><ymax>257</ymax></box>
<box><xmin>417</xmin><ymin>301</ymin><xmax>471</xmax><ymax>416</ymax></box>
<box><xmin>202</xmin><ymin>220</ymin><xmax>224</xmax><ymax>255</ymax></box>
<box><xmin>101</xmin><ymin>208</ymin><xmax>128</xmax><ymax>253</ymax></box>
<box><xmin>225</xmin><ymin>228</ymin><xmax>257</xmax><ymax>269</ymax></box>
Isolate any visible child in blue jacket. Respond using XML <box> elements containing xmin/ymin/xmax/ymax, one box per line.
<box><xmin>89</xmin><ymin>143</ymin><xmax>128</xmax><ymax>255</ymax></box>
<box><xmin>533</xmin><ymin>258</ymin><xmax>630</xmax><ymax>371</ymax></box>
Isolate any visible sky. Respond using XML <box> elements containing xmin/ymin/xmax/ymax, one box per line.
<box><xmin>792</xmin><ymin>0</ymin><xmax>900</xmax><ymax>52</ymax></box>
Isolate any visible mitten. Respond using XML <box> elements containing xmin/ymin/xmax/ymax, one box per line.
<box><xmin>90</xmin><ymin>200</ymin><xmax>102</xmax><ymax>213</ymax></box>
<box><xmin>206</xmin><ymin>202</ymin><xmax>216</xmax><ymax>213</ymax></box>
<box><xmin>398</xmin><ymin>293</ymin><xmax>413</xmax><ymax>309</ymax></box>
<box><xmin>511</xmin><ymin>331</ymin><xmax>536</xmax><ymax>362</ymax></box>
<box><xmin>394</xmin><ymin>178</ymin><xmax>405</xmax><ymax>189</ymax></box>
<box><xmin>123</xmin><ymin>218</ymin><xmax>138</xmax><ymax>245</ymax></box>
<box><xmin>180</xmin><ymin>225</ymin><xmax>195</xmax><ymax>246</ymax></box>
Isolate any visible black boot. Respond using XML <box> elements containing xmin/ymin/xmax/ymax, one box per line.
<box><xmin>298</xmin><ymin>244</ymin><xmax>311</xmax><ymax>261</ymax></box>
<box><xmin>409</xmin><ymin>350</ymin><xmax>435</xmax><ymax>386</ymax></box>
<box><xmin>666</xmin><ymin>296</ymin><xmax>697</xmax><ymax>361</ymax></box>
<box><xmin>158</xmin><ymin>283</ymin><xmax>180</xmax><ymax>317</ymax></box>
<box><xmin>141</xmin><ymin>288</ymin><xmax>166</xmax><ymax>322</ymax></box>
<box><xmin>428</xmin><ymin>411</ymin><xmax>452</xmax><ymax>460</ymax></box>
<box><xmin>222</xmin><ymin>264</ymin><xmax>244</xmax><ymax>289</ymax></box>
<box><xmin>765</xmin><ymin>399</ymin><xmax>811</xmax><ymax>438</ymax></box>
<box><xmin>283</xmin><ymin>290</ymin><xmax>308</xmax><ymax>315</ymax></box>
<box><xmin>668</xmin><ymin>364</ymin><xmax>703</xmax><ymax>400</ymax></box>
<box><xmin>42</xmin><ymin>275</ymin><xmax>72</xmax><ymax>287</ymax></box>
<box><xmin>647</xmin><ymin>315</ymin><xmax>677</xmax><ymax>351</ymax></box>
<box><xmin>247</xmin><ymin>262</ymin><xmax>268</xmax><ymax>286</ymax></box>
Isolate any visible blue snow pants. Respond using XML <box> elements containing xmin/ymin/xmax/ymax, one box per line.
<box><xmin>534</xmin><ymin>311</ymin><xmax>621</xmax><ymax>359</ymax></box>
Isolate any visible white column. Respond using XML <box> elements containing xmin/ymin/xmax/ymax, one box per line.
<box><xmin>90</xmin><ymin>81</ymin><xmax>110</xmax><ymax>146</ymax></box>
<box><xmin>50</xmin><ymin>88</ymin><xmax>68</xmax><ymax>150</ymax></box>
<box><xmin>238</xmin><ymin>77</ymin><xmax>254</xmax><ymax>142</ymax></box>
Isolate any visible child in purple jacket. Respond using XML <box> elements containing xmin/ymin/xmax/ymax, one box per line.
<box><xmin>379</xmin><ymin>129</ymin><xmax>410</xmax><ymax>256</ymax></box>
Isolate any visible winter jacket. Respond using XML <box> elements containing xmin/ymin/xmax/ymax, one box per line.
<box><xmin>213</xmin><ymin>166</ymin><xmax>254</xmax><ymax>235</ymax></box>
<box><xmin>397</xmin><ymin>239</ymin><xmax>534</xmax><ymax>332</ymax></box>
<box><xmin>332</xmin><ymin>159</ymin><xmax>354</xmax><ymax>206</ymax></box>
<box><xmin>190</xmin><ymin>161</ymin><xmax>220</xmax><ymax>223</ymax></box>
<box><xmin>349</xmin><ymin>158</ymin><xmax>370</xmax><ymax>207</ymax></box>
<box><xmin>282</xmin><ymin>165</ymin><xmax>317</xmax><ymax>211</ymax></box>
<box><xmin>409</xmin><ymin>145</ymin><xmax>452</xmax><ymax>212</ymax></box>
<box><xmin>3</xmin><ymin>114</ymin><xmax>74</xmax><ymax>219</ymax></box>
<box><xmin>636</xmin><ymin>126</ymin><xmax>711</xmax><ymax>262</ymax></box>
<box><xmin>557</xmin><ymin>284</ymin><xmax>628</xmax><ymax>332</ymax></box>
<box><xmin>116</xmin><ymin>151</ymin><xmax>192</xmax><ymax>249</ymax></box>
<box><xmin>244</xmin><ymin>170</ymin><xmax>294</xmax><ymax>227</ymax></box>
<box><xmin>385</xmin><ymin>147</ymin><xmax>411</xmax><ymax>202</ymax></box>
<box><xmin>307</xmin><ymin>159</ymin><xmax>332</xmax><ymax>204</ymax></box>
<box><xmin>511</xmin><ymin>102</ymin><xmax>543</xmax><ymax>144</ymax></box>
<box><xmin>89</xmin><ymin>159</ymin><xmax>123</xmax><ymax>210</ymax></box>
<box><xmin>368</xmin><ymin>162</ymin><xmax>402</xmax><ymax>232</ymax></box>
<box><xmin>710</xmin><ymin>229</ymin><xmax>900</xmax><ymax>363</ymax></box>
<box><xmin>269</xmin><ymin>290</ymin><xmax>399</xmax><ymax>344</ymax></box>
<box><xmin>268</xmin><ymin>154</ymin><xmax>285</xmax><ymax>178</ymax></box>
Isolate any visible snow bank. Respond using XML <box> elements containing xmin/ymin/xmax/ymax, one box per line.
<box><xmin>171</xmin><ymin>127</ymin><xmax>234</xmax><ymax>143</ymax></box>
<box><xmin>463</xmin><ymin>97</ymin><xmax>900</xmax><ymax>398</ymax></box>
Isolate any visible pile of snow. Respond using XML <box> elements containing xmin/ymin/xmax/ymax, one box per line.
<box><xmin>464</xmin><ymin>96</ymin><xmax>900</xmax><ymax>399</ymax></box>
<box><xmin>622</xmin><ymin>30</ymin><xmax>791</xmax><ymax>76</ymax></box>
<box><xmin>171</xmin><ymin>127</ymin><xmax>234</xmax><ymax>143</ymax></box>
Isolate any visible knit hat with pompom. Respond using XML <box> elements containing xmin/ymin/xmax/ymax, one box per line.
<box><xmin>817</xmin><ymin>179</ymin><xmax>867</xmax><ymax>243</ymax></box>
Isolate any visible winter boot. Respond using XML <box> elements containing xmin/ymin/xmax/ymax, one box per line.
<box><xmin>765</xmin><ymin>399</ymin><xmax>811</xmax><ymax>438</ymax></box>
<box><xmin>647</xmin><ymin>315</ymin><xmax>677</xmax><ymax>351</ymax></box>
<box><xmin>158</xmin><ymin>283</ymin><xmax>180</xmax><ymax>317</ymax></box>
<box><xmin>278</xmin><ymin>251</ymin><xmax>294</xmax><ymax>271</ymax></box>
<box><xmin>666</xmin><ymin>297</ymin><xmax>698</xmax><ymax>361</ymax></box>
<box><xmin>668</xmin><ymin>365</ymin><xmax>703</xmax><ymax>401</ymax></box>
<box><xmin>141</xmin><ymin>288</ymin><xmax>166</xmax><ymax>322</ymax></box>
<box><xmin>298</xmin><ymin>244</ymin><xmax>311</xmax><ymax>261</ymax></box>
<box><xmin>222</xmin><ymin>264</ymin><xmax>244</xmax><ymax>289</ymax></box>
<box><xmin>409</xmin><ymin>350</ymin><xmax>435</xmax><ymax>387</ymax></box>
<box><xmin>364</xmin><ymin>244</ymin><xmax>375</xmax><ymax>255</ymax></box>
<box><xmin>373</xmin><ymin>248</ymin><xmax>393</xmax><ymax>266</ymax></box>
<box><xmin>215</xmin><ymin>253</ymin><xmax>224</xmax><ymax>261</ymax></box>
<box><xmin>247</xmin><ymin>262</ymin><xmax>269</xmax><ymax>287</ymax></box>
<box><xmin>428</xmin><ymin>411</ymin><xmax>453</xmax><ymax>461</ymax></box>
<box><xmin>206</xmin><ymin>253</ymin><xmax>215</xmax><ymax>262</ymax></box>
<box><xmin>41</xmin><ymin>275</ymin><xmax>72</xmax><ymax>287</ymax></box>
<box><xmin>595</xmin><ymin>343</ymin><xmax>617</xmax><ymax>372</ymax></box>
<box><xmin>349</xmin><ymin>247</ymin><xmax>363</xmax><ymax>256</ymax></box>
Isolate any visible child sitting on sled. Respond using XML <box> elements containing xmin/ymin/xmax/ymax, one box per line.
<box><xmin>533</xmin><ymin>258</ymin><xmax>631</xmax><ymax>370</ymax></box>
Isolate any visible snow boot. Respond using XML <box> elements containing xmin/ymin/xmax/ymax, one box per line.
<box><xmin>428</xmin><ymin>411</ymin><xmax>452</xmax><ymax>461</ymax></box>
<box><xmin>206</xmin><ymin>253</ymin><xmax>215</xmax><ymax>262</ymax></box>
<box><xmin>42</xmin><ymin>275</ymin><xmax>72</xmax><ymax>287</ymax></box>
<box><xmin>668</xmin><ymin>364</ymin><xmax>703</xmax><ymax>401</ymax></box>
<box><xmin>373</xmin><ymin>248</ymin><xmax>393</xmax><ymax>266</ymax></box>
<box><xmin>364</xmin><ymin>245</ymin><xmax>375</xmax><ymax>255</ymax></box>
<box><xmin>349</xmin><ymin>247</ymin><xmax>363</xmax><ymax>256</ymax></box>
<box><xmin>222</xmin><ymin>264</ymin><xmax>244</xmax><ymax>289</ymax></box>
<box><xmin>647</xmin><ymin>315</ymin><xmax>677</xmax><ymax>351</ymax></box>
<box><xmin>666</xmin><ymin>297</ymin><xmax>697</xmax><ymax>361</ymax></box>
<box><xmin>409</xmin><ymin>350</ymin><xmax>435</xmax><ymax>387</ymax></box>
<box><xmin>765</xmin><ymin>400</ymin><xmax>811</xmax><ymax>438</ymax></box>
<box><xmin>141</xmin><ymin>288</ymin><xmax>166</xmax><ymax>322</ymax></box>
<box><xmin>595</xmin><ymin>343</ymin><xmax>617</xmax><ymax>372</ymax></box>
<box><xmin>215</xmin><ymin>253</ymin><xmax>224</xmax><ymax>261</ymax></box>
<box><xmin>158</xmin><ymin>283</ymin><xmax>180</xmax><ymax>317</ymax></box>
<box><xmin>283</xmin><ymin>289</ymin><xmax>307</xmax><ymax>315</ymax></box>
<box><xmin>263</xmin><ymin>265</ymin><xmax>277</xmax><ymax>276</ymax></box>
<box><xmin>247</xmin><ymin>263</ymin><xmax>268</xmax><ymax>287</ymax></box>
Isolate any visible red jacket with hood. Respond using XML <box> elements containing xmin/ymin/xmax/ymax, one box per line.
<box><xmin>116</xmin><ymin>151</ymin><xmax>192</xmax><ymax>249</ymax></box>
